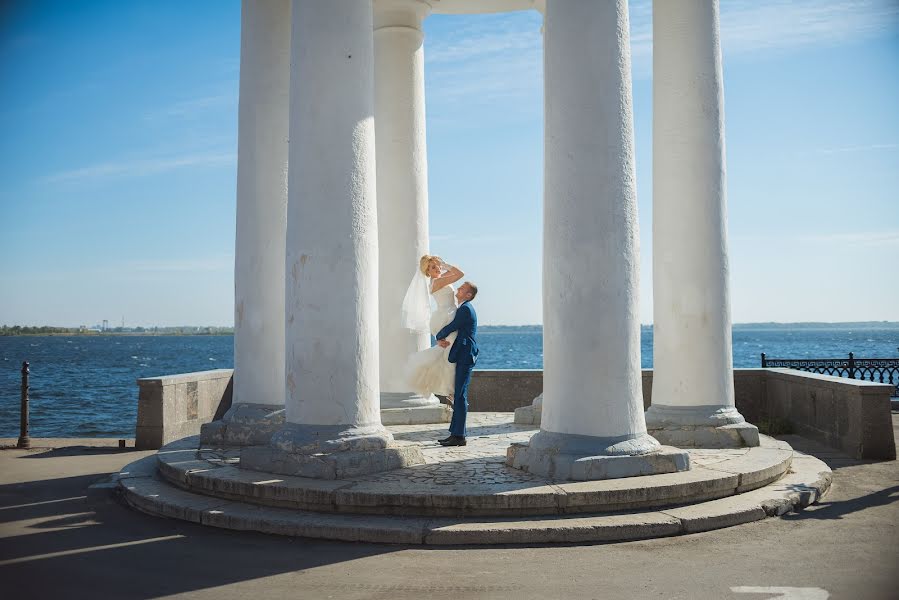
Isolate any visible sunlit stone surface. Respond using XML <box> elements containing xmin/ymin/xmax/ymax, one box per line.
<box><xmin>505</xmin><ymin>0</ymin><xmax>689</xmax><ymax>480</ymax></box>
<box><xmin>374</xmin><ymin>0</ymin><xmax>451</xmax><ymax>425</ymax></box>
<box><xmin>645</xmin><ymin>0</ymin><xmax>758</xmax><ymax>448</ymax></box>
<box><xmin>242</xmin><ymin>0</ymin><xmax>424</xmax><ymax>478</ymax></box>
<box><xmin>201</xmin><ymin>0</ymin><xmax>290</xmax><ymax>447</ymax></box>
<box><xmin>205</xmin><ymin>0</ymin><xmax>757</xmax><ymax>479</ymax></box>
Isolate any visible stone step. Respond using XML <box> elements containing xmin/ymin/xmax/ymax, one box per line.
<box><xmin>153</xmin><ymin>434</ymin><xmax>794</xmax><ymax>517</ymax></box>
<box><xmin>115</xmin><ymin>452</ymin><xmax>832</xmax><ymax>545</ymax></box>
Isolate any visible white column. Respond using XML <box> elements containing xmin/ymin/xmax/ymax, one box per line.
<box><xmin>507</xmin><ymin>0</ymin><xmax>688</xmax><ymax>481</ymax></box>
<box><xmin>241</xmin><ymin>0</ymin><xmax>423</xmax><ymax>479</ymax></box>
<box><xmin>201</xmin><ymin>0</ymin><xmax>289</xmax><ymax>447</ymax></box>
<box><xmin>645</xmin><ymin>0</ymin><xmax>758</xmax><ymax>448</ymax></box>
<box><xmin>373</xmin><ymin>0</ymin><xmax>450</xmax><ymax>425</ymax></box>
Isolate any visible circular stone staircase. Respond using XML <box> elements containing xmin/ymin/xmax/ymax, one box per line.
<box><xmin>116</xmin><ymin>414</ymin><xmax>832</xmax><ymax>545</ymax></box>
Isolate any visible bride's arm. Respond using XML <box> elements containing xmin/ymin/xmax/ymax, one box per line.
<box><xmin>431</xmin><ymin>262</ymin><xmax>464</xmax><ymax>292</ymax></box>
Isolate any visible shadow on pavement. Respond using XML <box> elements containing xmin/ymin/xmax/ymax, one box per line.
<box><xmin>784</xmin><ymin>484</ymin><xmax>899</xmax><ymax>522</ymax></box>
<box><xmin>0</xmin><ymin>463</ymin><xmax>400</xmax><ymax>600</ymax></box>
<box><xmin>19</xmin><ymin>446</ymin><xmax>137</xmax><ymax>458</ymax></box>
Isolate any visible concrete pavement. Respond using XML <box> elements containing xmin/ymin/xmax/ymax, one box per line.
<box><xmin>2</xmin><ymin>415</ymin><xmax>897</xmax><ymax>600</ymax></box>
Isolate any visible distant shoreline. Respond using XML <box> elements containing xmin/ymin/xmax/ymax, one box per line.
<box><xmin>0</xmin><ymin>332</ymin><xmax>234</xmax><ymax>337</ymax></box>
<box><xmin>482</xmin><ymin>322</ymin><xmax>899</xmax><ymax>331</ymax></box>
<box><xmin>0</xmin><ymin>328</ymin><xmax>232</xmax><ymax>337</ymax></box>
<box><xmin>2</xmin><ymin>321</ymin><xmax>897</xmax><ymax>337</ymax></box>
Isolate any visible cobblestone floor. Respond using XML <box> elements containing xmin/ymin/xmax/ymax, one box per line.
<box><xmin>196</xmin><ymin>413</ymin><xmax>750</xmax><ymax>488</ymax></box>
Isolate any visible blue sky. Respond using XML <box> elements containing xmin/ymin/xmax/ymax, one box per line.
<box><xmin>1</xmin><ymin>0</ymin><xmax>897</xmax><ymax>327</ymax></box>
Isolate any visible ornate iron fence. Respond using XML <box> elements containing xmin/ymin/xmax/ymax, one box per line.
<box><xmin>761</xmin><ymin>352</ymin><xmax>899</xmax><ymax>397</ymax></box>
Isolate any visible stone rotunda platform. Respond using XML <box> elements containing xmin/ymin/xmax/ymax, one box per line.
<box><xmin>117</xmin><ymin>414</ymin><xmax>832</xmax><ymax>545</ymax></box>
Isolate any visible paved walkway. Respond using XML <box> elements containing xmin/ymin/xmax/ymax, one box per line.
<box><xmin>2</xmin><ymin>414</ymin><xmax>897</xmax><ymax>599</ymax></box>
<box><xmin>199</xmin><ymin>414</ymin><xmax>748</xmax><ymax>489</ymax></box>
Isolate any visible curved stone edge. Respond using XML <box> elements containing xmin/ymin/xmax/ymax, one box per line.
<box><xmin>152</xmin><ymin>436</ymin><xmax>794</xmax><ymax>517</ymax></box>
<box><xmin>113</xmin><ymin>453</ymin><xmax>832</xmax><ymax>545</ymax></box>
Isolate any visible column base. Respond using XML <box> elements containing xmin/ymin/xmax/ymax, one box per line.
<box><xmin>240</xmin><ymin>422</ymin><xmax>426</xmax><ymax>479</ymax></box>
<box><xmin>645</xmin><ymin>404</ymin><xmax>760</xmax><ymax>448</ymax></box>
<box><xmin>506</xmin><ymin>430</ymin><xmax>690</xmax><ymax>481</ymax></box>
<box><xmin>200</xmin><ymin>402</ymin><xmax>285</xmax><ymax>447</ymax></box>
<box><xmin>380</xmin><ymin>392</ymin><xmax>452</xmax><ymax>425</ymax></box>
<box><xmin>513</xmin><ymin>393</ymin><xmax>542</xmax><ymax>426</ymax></box>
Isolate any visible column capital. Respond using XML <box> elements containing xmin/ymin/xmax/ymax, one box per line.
<box><xmin>373</xmin><ymin>0</ymin><xmax>432</xmax><ymax>31</ymax></box>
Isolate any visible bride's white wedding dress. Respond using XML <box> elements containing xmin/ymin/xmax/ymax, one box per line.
<box><xmin>406</xmin><ymin>284</ymin><xmax>458</xmax><ymax>397</ymax></box>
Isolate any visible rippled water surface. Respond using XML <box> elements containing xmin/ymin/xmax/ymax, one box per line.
<box><xmin>1</xmin><ymin>325</ymin><xmax>897</xmax><ymax>437</ymax></box>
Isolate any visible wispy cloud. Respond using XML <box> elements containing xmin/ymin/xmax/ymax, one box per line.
<box><xmin>424</xmin><ymin>13</ymin><xmax>543</xmax><ymax>122</ymax></box>
<box><xmin>427</xmin><ymin>26</ymin><xmax>540</xmax><ymax>65</ymax></box>
<box><xmin>430</xmin><ymin>232</ymin><xmax>522</xmax><ymax>245</ymax></box>
<box><xmin>43</xmin><ymin>151</ymin><xmax>235</xmax><ymax>184</ymax></box>
<box><xmin>128</xmin><ymin>255</ymin><xmax>233</xmax><ymax>273</ymax></box>
<box><xmin>720</xmin><ymin>0</ymin><xmax>899</xmax><ymax>53</ymax></box>
<box><xmin>629</xmin><ymin>0</ymin><xmax>899</xmax><ymax>76</ymax></box>
<box><xmin>423</xmin><ymin>0</ymin><xmax>899</xmax><ymax>102</ymax></box>
<box><xmin>816</xmin><ymin>143</ymin><xmax>899</xmax><ymax>154</ymax></box>
<box><xmin>799</xmin><ymin>231</ymin><xmax>899</xmax><ymax>247</ymax></box>
<box><xmin>143</xmin><ymin>92</ymin><xmax>237</xmax><ymax>122</ymax></box>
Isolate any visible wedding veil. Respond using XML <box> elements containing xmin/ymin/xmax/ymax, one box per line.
<box><xmin>401</xmin><ymin>269</ymin><xmax>431</xmax><ymax>334</ymax></box>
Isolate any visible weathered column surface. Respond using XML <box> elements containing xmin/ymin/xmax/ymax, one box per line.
<box><xmin>645</xmin><ymin>0</ymin><xmax>758</xmax><ymax>448</ymax></box>
<box><xmin>242</xmin><ymin>0</ymin><xmax>424</xmax><ymax>478</ymax></box>
<box><xmin>201</xmin><ymin>0</ymin><xmax>289</xmax><ymax>447</ymax></box>
<box><xmin>507</xmin><ymin>0</ymin><xmax>689</xmax><ymax>481</ymax></box>
<box><xmin>374</xmin><ymin>0</ymin><xmax>450</xmax><ymax>425</ymax></box>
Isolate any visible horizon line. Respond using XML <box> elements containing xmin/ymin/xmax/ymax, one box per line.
<box><xmin>3</xmin><ymin>320</ymin><xmax>899</xmax><ymax>330</ymax></box>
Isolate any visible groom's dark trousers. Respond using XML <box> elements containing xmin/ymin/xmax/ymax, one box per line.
<box><xmin>449</xmin><ymin>361</ymin><xmax>475</xmax><ymax>437</ymax></box>
<box><xmin>436</xmin><ymin>301</ymin><xmax>479</xmax><ymax>438</ymax></box>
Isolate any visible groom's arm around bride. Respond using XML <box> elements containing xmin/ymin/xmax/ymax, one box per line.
<box><xmin>435</xmin><ymin>283</ymin><xmax>478</xmax><ymax>364</ymax></box>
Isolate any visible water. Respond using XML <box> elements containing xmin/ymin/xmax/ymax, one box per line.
<box><xmin>1</xmin><ymin>324</ymin><xmax>897</xmax><ymax>438</ymax></box>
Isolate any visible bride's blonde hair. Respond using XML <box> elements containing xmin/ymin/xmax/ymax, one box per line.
<box><xmin>419</xmin><ymin>254</ymin><xmax>442</xmax><ymax>277</ymax></box>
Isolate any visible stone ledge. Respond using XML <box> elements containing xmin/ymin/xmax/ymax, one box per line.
<box><xmin>137</xmin><ymin>369</ymin><xmax>234</xmax><ymax>388</ymax></box>
<box><xmin>152</xmin><ymin>427</ymin><xmax>792</xmax><ymax>517</ymax></box>
<box><xmin>240</xmin><ymin>444</ymin><xmax>425</xmax><ymax>479</ymax></box>
<box><xmin>506</xmin><ymin>442</ymin><xmax>690</xmax><ymax>481</ymax></box>
<box><xmin>700</xmin><ymin>447</ymin><xmax>793</xmax><ymax>492</ymax></box>
<box><xmin>115</xmin><ymin>452</ymin><xmax>832</xmax><ymax>545</ymax></box>
<box><xmin>648</xmin><ymin>422</ymin><xmax>761</xmax><ymax>449</ymax></box>
<box><xmin>380</xmin><ymin>404</ymin><xmax>452</xmax><ymax>425</ymax></box>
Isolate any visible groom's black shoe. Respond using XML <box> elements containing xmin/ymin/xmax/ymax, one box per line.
<box><xmin>439</xmin><ymin>435</ymin><xmax>466</xmax><ymax>447</ymax></box>
<box><xmin>437</xmin><ymin>435</ymin><xmax>453</xmax><ymax>444</ymax></box>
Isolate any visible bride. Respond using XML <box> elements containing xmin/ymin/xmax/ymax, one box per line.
<box><xmin>402</xmin><ymin>255</ymin><xmax>464</xmax><ymax>399</ymax></box>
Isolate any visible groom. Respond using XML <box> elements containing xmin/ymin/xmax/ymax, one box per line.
<box><xmin>435</xmin><ymin>281</ymin><xmax>479</xmax><ymax>447</ymax></box>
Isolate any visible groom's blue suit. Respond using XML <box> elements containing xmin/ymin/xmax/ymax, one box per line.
<box><xmin>436</xmin><ymin>301</ymin><xmax>479</xmax><ymax>437</ymax></box>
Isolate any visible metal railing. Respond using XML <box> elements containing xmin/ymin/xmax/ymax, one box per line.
<box><xmin>761</xmin><ymin>352</ymin><xmax>899</xmax><ymax>397</ymax></box>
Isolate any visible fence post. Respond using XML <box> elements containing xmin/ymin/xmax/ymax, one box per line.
<box><xmin>848</xmin><ymin>352</ymin><xmax>856</xmax><ymax>380</ymax></box>
<box><xmin>761</xmin><ymin>353</ymin><xmax>767</xmax><ymax>368</ymax></box>
<box><xmin>17</xmin><ymin>361</ymin><xmax>30</xmax><ymax>449</ymax></box>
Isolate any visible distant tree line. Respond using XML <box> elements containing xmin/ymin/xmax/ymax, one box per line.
<box><xmin>0</xmin><ymin>325</ymin><xmax>234</xmax><ymax>336</ymax></box>
<box><xmin>0</xmin><ymin>325</ymin><xmax>82</xmax><ymax>336</ymax></box>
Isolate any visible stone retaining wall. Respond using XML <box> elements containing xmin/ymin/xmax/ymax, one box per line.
<box><xmin>134</xmin><ymin>367</ymin><xmax>895</xmax><ymax>459</ymax></box>
<box><xmin>469</xmin><ymin>370</ymin><xmax>543</xmax><ymax>412</ymax></box>
<box><xmin>135</xmin><ymin>369</ymin><xmax>233</xmax><ymax>450</ymax></box>
<box><xmin>756</xmin><ymin>368</ymin><xmax>895</xmax><ymax>460</ymax></box>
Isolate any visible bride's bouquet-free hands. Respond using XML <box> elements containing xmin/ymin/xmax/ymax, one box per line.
<box><xmin>435</xmin><ymin>257</ymin><xmax>451</xmax><ymax>275</ymax></box>
<box><xmin>438</xmin><ymin>258</ymin><xmax>460</xmax><ymax>277</ymax></box>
